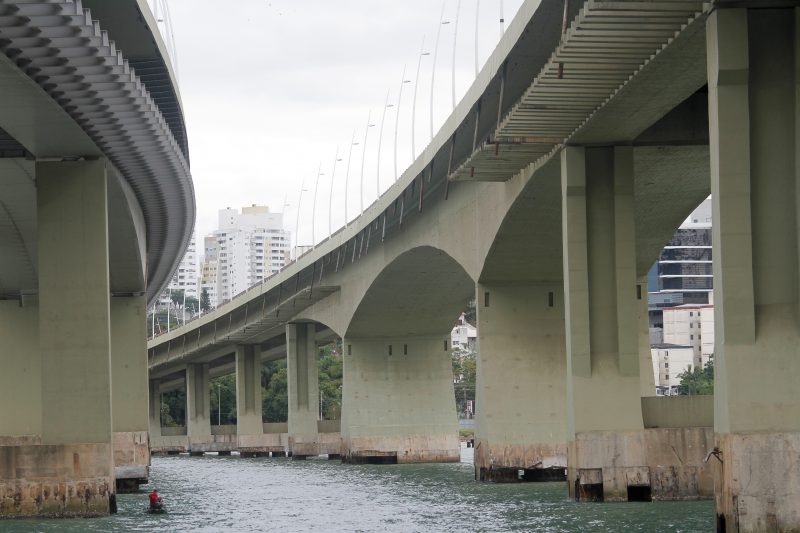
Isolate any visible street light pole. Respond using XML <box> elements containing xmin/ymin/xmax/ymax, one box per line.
<box><xmin>344</xmin><ymin>130</ymin><xmax>358</xmax><ymax>228</ymax></box>
<box><xmin>393</xmin><ymin>69</ymin><xmax>410</xmax><ymax>182</ymax></box>
<box><xmin>328</xmin><ymin>149</ymin><xmax>342</xmax><ymax>238</ymax></box>
<box><xmin>294</xmin><ymin>177</ymin><xmax>308</xmax><ymax>259</ymax></box>
<box><xmin>452</xmin><ymin>0</ymin><xmax>461</xmax><ymax>111</ymax></box>
<box><xmin>360</xmin><ymin>111</ymin><xmax>375</xmax><ymax>216</ymax></box>
<box><xmin>430</xmin><ymin>4</ymin><xmax>450</xmax><ymax>142</ymax></box>
<box><xmin>475</xmin><ymin>0</ymin><xmax>481</xmax><ymax>77</ymax></box>
<box><xmin>411</xmin><ymin>37</ymin><xmax>429</xmax><ymax>161</ymax></box>
<box><xmin>311</xmin><ymin>163</ymin><xmax>323</xmax><ymax>249</ymax></box>
<box><xmin>376</xmin><ymin>90</ymin><xmax>393</xmax><ymax>201</ymax></box>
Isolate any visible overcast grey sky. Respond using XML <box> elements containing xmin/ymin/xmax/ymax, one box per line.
<box><xmin>162</xmin><ymin>0</ymin><xmax>524</xmax><ymax>246</ymax></box>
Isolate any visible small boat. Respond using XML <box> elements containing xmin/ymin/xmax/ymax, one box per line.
<box><xmin>146</xmin><ymin>503</ymin><xmax>167</xmax><ymax>514</ymax></box>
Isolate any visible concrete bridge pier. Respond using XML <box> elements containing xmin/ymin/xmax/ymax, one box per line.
<box><xmin>286</xmin><ymin>323</ymin><xmax>323</xmax><ymax>458</ymax></box>
<box><xmin>473</xmin><ymin>282</ymin><xmax>568</xmax><ymax>482</ymax></box>
<box><xmin>186</xmin><ymin>363</ymin><xmax>213</xmax><ymax>455</ymax></box>
<box><xmin>0</xmin><ymin>161</ymin><xmax>116</xmax><ymax>517</ymax></box>
<box><xmin>561</xmin><ymin>146</ymin><xmax>649</xmax><ymax>502</ymax></box>
<box><xmin>110</xmin><ymin>296</ymin><xmax>150</xmax><ymax>492</ymax></box>
<box><xmin>708</xmin><ymin>8</ymin><xmax>800</xmax><ymax>531</ymax></box>
<box><xmin>235</xmin><ymin>345</ymin><xmax>279</xmax><ymax>456</ymax></box>
<box><xmin>340</xmin><ymin>335</ymin><xmax>460</xmax><ymax>464</ymax></box>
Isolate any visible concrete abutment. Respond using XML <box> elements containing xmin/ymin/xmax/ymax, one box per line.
<box><xmin>707</xmin><ymin>7</ymin><xmax>800</xmax><ymax>531</ymax></box>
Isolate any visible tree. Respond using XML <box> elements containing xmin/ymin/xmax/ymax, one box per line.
<box><xmin>318</xmin><ymin>343</ymin><xmax>343</xmax><ymax>420</ymax></box>
<box><xmin>169</xmin><ymin>289</ymin><xmax>184</xmax><ymax>306</ymax></box>
<box><xmin>677</xmin><ymin>360</ymin><xmax>714</xmax><ymax>395</ymax></box>
<box><xmin>452</xmin><ymin>348</ymin><xmax>476</xmax><ymax>417</ymax></box>
<box><xmin>209</xmin><ymin>374</ymin><xmax>237</xmax><ymax>425</ymax></box>
<box><xmin>262</xmin><ymin>360</ymin><xmax>288</xmax><ymax>422</ymax></box>
<box><xmin>160</xmin><ymin>388</ymin><xmax>186</xmax><ymax>427</ymax></box>
<box><xmin>200</xmin><ymin>288</ymin><xmax>211</xmax><ymax>312</ymax></box>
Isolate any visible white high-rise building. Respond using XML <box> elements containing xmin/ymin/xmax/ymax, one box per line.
<box><xmin>201</xmin><ymin>205</ymin><xmax>291</xmax><ymax>307</ymax></box>
<box><xmin>164</xmin><ymin>233</ymin><xmax>199</xmax><ymax>300</ymax></box>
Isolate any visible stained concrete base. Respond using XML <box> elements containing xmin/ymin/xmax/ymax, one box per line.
<box><xmin>473</xmin><ymin>439</ymin><xmax>567</xmax><ymax>482</ymax></box>
<box><xmin>113</xmin><ymin>431</ymin><xmax>149</xmax><ymax>492</ymax></box>
<box><xmin>0</xmin><ymin>443</ymin><xmax>114</xmax><ymax>517</ymax></box>
<box><xmin>342</xmin><ymin>434</ymin><xmax>460</xmax><ymax>464</ymax></box>
<box><xmin>289</xmin><ymin>433</ymin><xmax>341</xmax><ymax>457</ymax></box>
<box><xmin>715</xmin><ymin>431</ymin><xmax>800</xmax><ymax>533</ymax></box>
<box><xmin>188</xmin><ymin>434</ymin><xmax>236</xmax><ymax>454</ymax></box>
<box><xmin>567</xmin><ymin>428</ymin><xmax>714</xmax><ymax>502</ymax></box>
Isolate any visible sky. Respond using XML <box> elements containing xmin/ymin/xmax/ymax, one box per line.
<box><xmin>158</xmin><ymin>0</ymin><xmax>525</xmax><ymax>248</ymax></box>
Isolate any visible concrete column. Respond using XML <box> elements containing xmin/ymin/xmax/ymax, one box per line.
<box><xmin>474</xmin><ymin>282</ymin><xmax>568</xmax><ymax>481</ymax></box>
<box><xmin>236</xmin><ymin>345</ymin><xmax>266</xmax><ymax>455</ymax></box>
<box><xmin>286</xmin><ymin>322</ymin><xmax>320</xmax><ymax>457</ymax></box>
<box><xmin>186</xmin><ymin>363</ymin><xmax>212</xmax><ymax>454</ymax></box>
<box><xmin>637</xmin><ymin>275</ymin><xmax>656</xmax><ymax>398</ymax></box>
<box><xmin>561</xmin><ymin>146</ymin><xmax>646</xmax><ymax>501</ymax></box>
<box><xmin>0</xmin><ymin>161</ymin><xmax>113</xmax><ymax>517</ymax></box>
<box><xmin>148</xmin><ymin>379</ymin><xmax>162</xmax><ymax>441</ymax></box>
<box><xmin>708</xmin><ymin>8</ymin><xmax>800</xmax><ymax>531</ymax></box>
<box><xmin>0</xmin><ymin>301</ymin><xmax>41</xmax><ymax>441</ymax></box>
<box><xmin>340</xmin><ymin>335</ymin><xmax>459</xmax><ymax>464</ymax></box>
<box><xmin>110</xmin><ymin>295</ymin><xmax>149</xmax><ymax>491</ymax></box>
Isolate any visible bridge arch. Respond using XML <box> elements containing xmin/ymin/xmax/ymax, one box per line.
<box><xmin>345</xmin><ymin>245</ymin><xmax>474</xmax><ymax>338</ymax></box>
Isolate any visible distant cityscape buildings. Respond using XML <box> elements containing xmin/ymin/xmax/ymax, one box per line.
<box><xmin>154</xmin><ymin>204</ymin><xmax>291</xmax><ymax>322</ymax></box>
<box><xmin>649</xmin><ymin>197</ymin><xmax>714</xmax><ymax>395</ymax></box>
<box><xmin>201</xmin><ymin>205</ymin><xmax>291</xmax><ymax>308</ymax></box>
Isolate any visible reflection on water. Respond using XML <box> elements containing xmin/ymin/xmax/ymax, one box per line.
<box><xmin>3</xmin><ymin>447</ymin><xmax>713</xmax><ymax>532</ymax></box>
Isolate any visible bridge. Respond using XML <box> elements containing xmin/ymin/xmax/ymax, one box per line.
<box><xmin>1</xmin><ymin>0</ymin><xmax>798</xmax><ymax>530</ymax></box>
<box><xmin>0</xmin><ymin>0</ymin><xmax>192</xmax><ymax>516</ymax></box>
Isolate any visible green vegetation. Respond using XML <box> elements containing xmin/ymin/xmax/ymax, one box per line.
<box><xmin>157</xmin><ymin>342</ymin><xmax>343</xmax><ymax>426</ymax></box>
<box><xmin>200</xmin><ymin>288</ymin><xmax>211</xmax><ymax>312</ymax></box>
<box><xmin>262</xmin><ymin>359</ymin><xmax>288</xmax><ymax>422</ymax></box>
<box><xmin>459</xmin><ymin>428</ymin><xmax>474</xmax><ymax>439</ymax></box>
<box><xmin>452</xmin><ymin>348</ymin><xmax>476</xmax><ymax>418</ymax></box>
<box><xmin>677</xmin><ymin>360</ymin><xmax>714</xmax><ymax>395</ymax></box>
<box><xmin>160</xmin><ymin>388</ymin><xmax>186</xmax><ymax>427</ymax></box>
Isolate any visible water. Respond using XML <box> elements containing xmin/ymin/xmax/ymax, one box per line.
<box><xmin>4</xmin><ymin>448</ymin><xmax>713</xmax><ymax>532</ymax></box>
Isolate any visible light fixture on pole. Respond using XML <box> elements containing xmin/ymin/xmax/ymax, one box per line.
<box><xmin>394</xmin><ymin>69</ymin><xmax>411</xmax><ymax>182</ymax></box>
<box><xmin>411</xmin><ymin>37</ymin><xmax>429</xmax><ymax>161</ymax></box>
<box><xmin>499</xmin><ymin>0</ymin><xmax>505</xmax><ymax>38</ymax></box>
<box><xmin>376</xmin><ymin>91</ymin><xmax>394</xmax><ymax>201</ymax></box>
<box><xmin>475</xmin><ymin>0</ymin><xmax>481</xmax><ymax>77</ymax></box>
<box><xmin>343</xmin><ymin>130</ymin><xmax>358</xmax><ymax>228</ymax></box>
<box><xmin>452</xmin><ymin>0</ymin><xmax>461</xmax><ymax>111</ymax></box>
<box><xmin>430</xmin><ymin>4</ymin><xmax>450</xmax><ymax>142</ymax></box>
<box><xmin>328</xmin><ymin>149</ymin><xmax>342</xmax><ymax>238</ymax></box>
<box><xmin>311</xmin><ymin>163</ymin><xmax>323</xmax><ymax>249</ymax></box>
<box><xmin>360</xmin><ymin>112</ymin><xmax>375</xmax><ymax>216</ymax></box>
<box><xmin>294</xmin><ymin>178</ymin><xmax>309</xmax><ymax>259</ymax></box>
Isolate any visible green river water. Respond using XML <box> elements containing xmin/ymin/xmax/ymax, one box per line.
<box><xmin>2</xmin><ymin>448</ymin><xmax>713</xmax><ymax>532</ymax></box>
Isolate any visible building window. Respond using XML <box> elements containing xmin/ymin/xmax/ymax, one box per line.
<box><xmin>690</xmin><ymin>335</ymin><xmax>693</xmax><ymax>340</ymax></box>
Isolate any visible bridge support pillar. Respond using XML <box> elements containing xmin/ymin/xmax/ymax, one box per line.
<box><xmin>474</xmin><ymin>282</ymin><xmax>567</xmax><ymax>482</ymax></box>
<box><xmin>110</xmin><ymin>296</ymin><xmax>150</xmax><ymax>492</ymax></box>
<box><xmin>708</xmin><ymin>8</ymin><xmax>800</xmax><ymax>531</ymax></box>
<box><xmin>340</xmin><ymin>335</ymin><xmax>459</xmax><ymax>464</ymax></box>
<box><xmin>561</xmin><ymin>146</ymin><xmax>647</xmax><ymax>502</ymax></box>
<box><xmin>0</xmin><ymin>161</ymin><xmax>115</xmax><ymax>517</ymax></box>
<box><xmin>287</xmin><ymin>323</ymin><xmax>321</xmax><ymax>458</ymax></box>
<box><xmin>236</xmin><ymin>345</ymin><xmax>269</xmax><ymax>455</ymax></box>
<box><xmin>187</xmin><ymin>363</ymin><xmax>213</xmax><ymax>454</ymax></box>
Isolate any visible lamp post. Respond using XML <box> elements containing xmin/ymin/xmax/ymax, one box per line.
<box><xmin>499</xmin><ymin>0</ymin><xmax>505</xmax><ymax>39</ymax></box>
<box><xmin>411</xmin><ymin>37</ymin><xmax>430</xmax><ymax>160</ymax></box>
<box><xmin>311</xmin><ymin>163</ymin><xmax>323</xmax><ymax>249</ymax></box>
<box><xmin>452</xmin><ymin>0</ymin><xmax>461</xmax><ymax>111</ymax></box>
<box><xmin>328</xmin><ymin>149</ymin><xmax>342</xmax><ymax>238</ymax></box>
<box><xmin>475</xmin><ymin>0</ymin><xmax>481</xmax><ymax>77</ymax></box>
<box><xmin>294</xmin><ymin>178</ymin><xmax>309</xmax><ymax>259</ymax></box>
<box><xmin>344</xmin><ymin>130</ymin><xmax>358</xmax><ymax>228</ymax></box>
<box><xmin>431</xmin><ymin>5</ymin><xmax>450</xmax><ymax>141</ymax></box>
<box><xmin>359</xmin><ymin>112</ymin><xmax>375</xmax><ymax>216</ymax></box>
<box><xmin>394</xmin><ymin>68</ymin><xmax>411</xmax><ymax>182</ymax></box>
<box><xmin>376</xmin><ymin>90</ymin><xmax>393</xmax><ymax>201</ymax></box>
